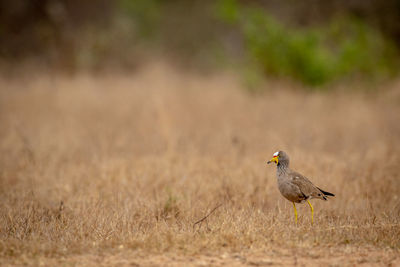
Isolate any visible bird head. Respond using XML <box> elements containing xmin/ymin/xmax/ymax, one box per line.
<box><xmin>267</xmin><ymin>151</ymin><xmax>289</xmax><ymax>166</ymax></box>
<box><xmin>267</xmin><ymin>151</ymin><xmax>280</xmax><ymax>165</ymax></box>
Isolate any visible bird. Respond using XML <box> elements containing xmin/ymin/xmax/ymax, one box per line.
<box><xmin>267</xmin><ymin>151</ymin><xmax>334</xmax><ymax>224</ymax></box>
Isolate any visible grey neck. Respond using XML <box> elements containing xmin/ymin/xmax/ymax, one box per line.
<box><xmin>277</xmin><ymin>161</ymin><xmax>290</xmax><ymax>174</ymax></box>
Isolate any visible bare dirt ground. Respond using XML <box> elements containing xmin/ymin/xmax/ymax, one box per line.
<box><xmin>0</xmin><ymin>63</ymin><xmax>399</xmax><ymax>266</ymax></box>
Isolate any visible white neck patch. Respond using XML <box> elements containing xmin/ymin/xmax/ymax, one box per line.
<box><xmin>273</xmin><ymin>151</ymin><xmax>279</xmax><ymax>156</ymax></box>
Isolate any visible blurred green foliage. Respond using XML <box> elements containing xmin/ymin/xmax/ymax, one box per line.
<box><xmin>119</xmin><ymin>0</ymin><xmax>162</xmax><ymax>39</ymax></box>
<box><xmin>216</xmin><ymin>0</ymin><xmax>399</xmax><ymax>86</ymax></box>
<box><xmin>1</xmin><ymin>0</ymin><xmax>399</xmax><ymax>87</ymax></box>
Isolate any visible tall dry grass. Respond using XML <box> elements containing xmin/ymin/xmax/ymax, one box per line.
<box><xmin>0</xmin><ymin>63</ymin><xmax>399</xmax><ymax>265</ymax></box>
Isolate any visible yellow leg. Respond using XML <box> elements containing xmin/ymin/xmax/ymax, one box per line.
<box><xmin>292</xmin><ymin>202</ymin><xmax>298</xmax><ymax>224</ymax></box>
<box><xmin>307</xmin><ymin>200</ymin><xmax>314</xmax><ymax>225</ymax></box>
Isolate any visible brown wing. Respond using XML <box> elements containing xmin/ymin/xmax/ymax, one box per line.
<box><xmin>289</xmin><ymin>171</ymin><xmax>326</xmax><ymax>200</ymax></box>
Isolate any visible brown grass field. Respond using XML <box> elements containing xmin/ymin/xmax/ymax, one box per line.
<box><xmin>0</xmin><ymin>63</ymin><xmax>400</xmax><ymax>266</ymax></box>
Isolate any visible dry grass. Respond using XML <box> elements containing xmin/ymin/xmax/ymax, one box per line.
<box><xmin>0</xmin><ymin>63</ymin><xmax>400</xmax><ymax>266</ymax></box>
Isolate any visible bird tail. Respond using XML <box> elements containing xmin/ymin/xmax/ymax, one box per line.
<box><xmin>317</xmin><ymin>187</ymin><xmax>335</xmax><ymax>197</ymax></box>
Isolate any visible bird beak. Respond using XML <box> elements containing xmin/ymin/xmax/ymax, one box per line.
<box><xmin>267</xmin><ymin>156</ymin><xmax>279</xmax><ymax>165</ymax></box>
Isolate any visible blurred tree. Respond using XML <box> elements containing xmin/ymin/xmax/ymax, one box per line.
<box><xmin>0</xmin><ymin>0</ymin><xmax>399</xmax><ymax>84</ymax></box>
<box><xmin>0</xmin><ymin>0</ymin><xmax>113</xmax><ymax>68</ymax></box>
